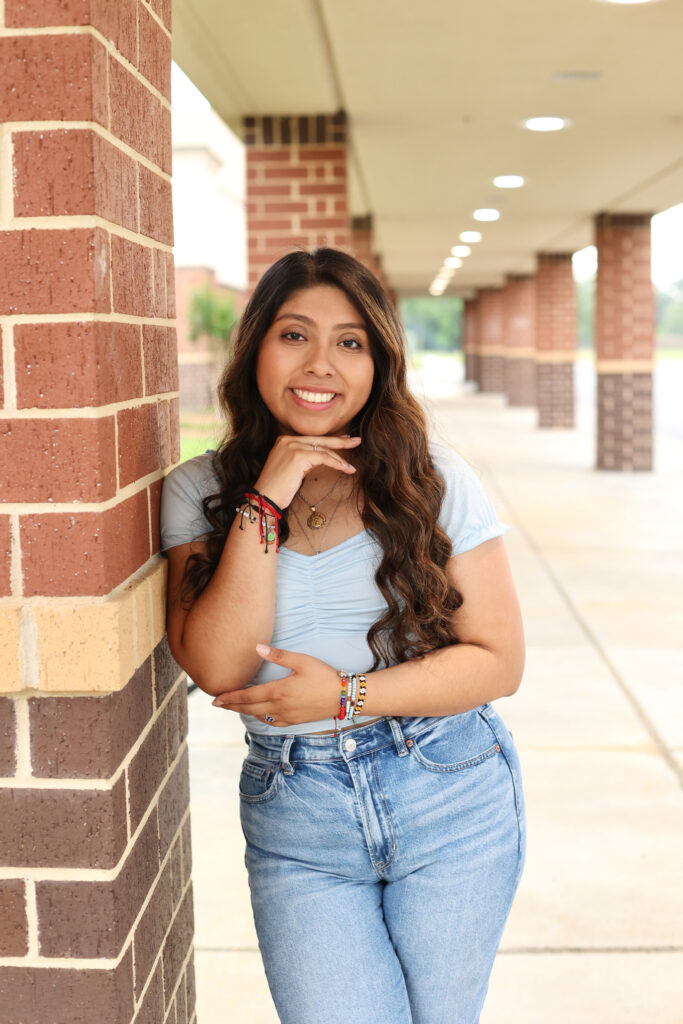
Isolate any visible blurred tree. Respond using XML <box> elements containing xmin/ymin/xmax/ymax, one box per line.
<box><xmin>400</xmin><ymin>297</ymin><xmax>463</xmax><ymax>351</ymax></box>
<box><xmin>188</xmin><ymin>283</ymin><xmax>238</xmax><ymax>356</ymax></box>
<box><xmin>656</xmin><ymin>277</ymin><xmax>683</xmax><ymax>339</ymax></box>
<box><xmin>576</xmin><ymin>276</ymin><xmax>595</xmax><ymax>348</ymax></box>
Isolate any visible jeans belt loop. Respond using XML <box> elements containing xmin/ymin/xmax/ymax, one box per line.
<box><xmin>388</xmin><ymin>717</ymin><xmax>409</xmax><ymax>757</ymax></box>
<box><xmin>280</xmin><ymin>735</ymin><xmax>296</xmax><ymax>775</ymax></box>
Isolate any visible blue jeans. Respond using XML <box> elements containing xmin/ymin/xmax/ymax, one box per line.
<box><xmin>239</xmin><ymin>705</ymin><xmax>526</xmax><ymax>1024</ymax></box>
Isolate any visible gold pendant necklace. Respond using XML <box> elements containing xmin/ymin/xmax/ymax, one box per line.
<box><xmin>297</xmin><ymin>474</ymin><xmax>344</xmax><ymax>530</ymax></box>
<box><xmin>290</xmin><ymin>485</ymin><xmax>348</xmax><ymax>555</ymax></box>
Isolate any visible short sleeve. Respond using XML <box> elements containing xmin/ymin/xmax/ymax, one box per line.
<box><xmin>430</xmin><ymin>441</ymin><xmax>509</xmax><ymax>555</ymax></box>
<box><xmin>159</xmin><ymin>451</ymin><xmax>221</xmax><ymax>552</ymax></box>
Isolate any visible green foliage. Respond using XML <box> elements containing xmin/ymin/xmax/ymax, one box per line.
<box><xmin>400</xmin><ymin>296</ymin><xmax>463</xmax><ymax>352</ymax></box>
<box><xmin>576</xmin><ymin>276</ymin><xmax>595</xmax><ymax>348</ymax></box>
<box><xmin>188</xmin><ymin>283</ymin><xmax>238</xmax><ymax>354</ymax></box>
<box><xmin>657</xmin><ymin>277</ymin><xmax>683</xmax><ymax>338</ymax></box>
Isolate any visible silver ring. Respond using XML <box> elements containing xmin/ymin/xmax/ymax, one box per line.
<box><xmin>265</xmin><ymin>714</ymin><xmax>274</xmax><ymax>724</ymax></box>
<box><xmin>312</xmin><ymin>442</ymin><xmax>318</xmax><ymax>451</ymax></box>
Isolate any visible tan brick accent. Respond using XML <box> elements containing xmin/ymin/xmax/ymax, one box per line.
<box><xmin>245</xmin><ymin>112</ymin><xmax>351</xmax><ymax>288</ymax></box>
<box><xmin>0</xmin><ymin>7</ymin><xmax>194</xmax><ymax>1021</ymax></box>
<box><xmin>535</xmin><ymin>253</ymin><xmax>576</xmax><ymax>428</ymax></box>
<box><xmin>595</xmin><ymin>213</ymin><xmax>654</xmax><ymax>470</ymax></box>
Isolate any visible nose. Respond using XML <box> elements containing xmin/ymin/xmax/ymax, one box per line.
<box><xmin>302</xmin><ymin>340</ymin><xmax>334</xmax><ymax>376</ymax></box>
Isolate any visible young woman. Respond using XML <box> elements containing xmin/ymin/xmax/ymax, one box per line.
<box><xmin>160</xmin><ymin>248</ymin><xmax>526</xmax><ymax>1024</ymax></box>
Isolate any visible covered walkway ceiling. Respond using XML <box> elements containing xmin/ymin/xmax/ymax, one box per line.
<box><xmin>173</xmin><ymin>0</ymin><xmax>683</xmax><ymax>295</ymax></box>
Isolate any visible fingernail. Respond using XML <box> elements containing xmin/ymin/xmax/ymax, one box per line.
<box><xmin>212</xmin><ymin>697</ymin><xmax>226</xmax><ymax>707</ymax></box>
<box><xmin>256</xmin><ymin>643</ymin><xmax>271</xmax><ymax>657</ymax></box>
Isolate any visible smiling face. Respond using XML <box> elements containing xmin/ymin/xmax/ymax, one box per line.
<box><xmin>255</xmin><ymin>284</ymin><xmax>375</xmax><ymax>436</ymax></box>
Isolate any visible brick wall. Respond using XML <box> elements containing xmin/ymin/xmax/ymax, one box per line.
<box><xmin>463</xmin><ymin>297</ymin><xmax>478</xmax><ymax>383</ymax></box>
<box><xmin>594</xmin><ymin>213</ymin><xmax>654</xmax><ymax>470</ymax></box>
<box><xmin>0</xmin><ymin>3</ymin><xmax>195</xmax><ymax>1021</ymax></box>
<box><xmin>503</xmin><ymin>274</ymin><xmax>536</xmax><ymax>406</ymax></box>
<box><xmin>477</xmin><ymin>288</ymin><xmax>505</xmax><ymax>392</ymax></box>
<box><xmin>535</xmin><ymin>253</ymin><xmax>576</xmax><ymax>428</ymax></box>
<box><xmin>244</xmin><ymin>112</ymin><xmax>351</xmax><ymax>289</ymax></box>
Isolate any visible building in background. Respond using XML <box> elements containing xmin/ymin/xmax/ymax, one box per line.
<box><xmin>171</xmin><ymin>66</ymin><xmax>247</xmax><ymax>411</ymax></box>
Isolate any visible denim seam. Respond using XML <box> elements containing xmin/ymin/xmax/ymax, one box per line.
<box><xmin>409</xmin><ymin>740</ymin><xmax>501</xmax><ymax>774</ymax></box>
<box><xmin>370</xmin><ymin>751</ymin><xmax>397</xmax><ymax>873</ymax></box>
<box><xmin>476</xmin><ymin>708</ymin><xmax>524</xmax><ymax>864</ymax></box>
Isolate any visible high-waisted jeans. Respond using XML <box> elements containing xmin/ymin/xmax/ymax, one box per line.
<box><xmin>239</xmin><ymin>705</ymin><xmax>526</xmax><ymax>1024</ymax></box>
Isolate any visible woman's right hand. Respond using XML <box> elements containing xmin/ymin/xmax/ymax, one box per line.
<box><xmin>253</xmin><ymin>434</ymin><xmax>361</xmax><ymax>509</ymax></box>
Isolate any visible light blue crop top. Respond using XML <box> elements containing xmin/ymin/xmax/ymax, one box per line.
<box><xmin>159</xmin><ymin>441</ymin><xmax>509</xmax><ymax>735</ymax></box>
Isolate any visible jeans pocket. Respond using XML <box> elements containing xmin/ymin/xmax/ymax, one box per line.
<box><xmin>239</xmin><ymin>756</ymin><xmax>283</xmax><ymax>804</ymax></box>
<box><xmin>407</xmin><ymin>712</ymin><xmax>501</xmax><ymax>773</ymax></box>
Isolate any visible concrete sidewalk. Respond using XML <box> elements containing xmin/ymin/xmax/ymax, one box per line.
<box><xmin>187</xmin><ymin>374</ymin><xmax>683</xmax><ymax>1023</ymax></box>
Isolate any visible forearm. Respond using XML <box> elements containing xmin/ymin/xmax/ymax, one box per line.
<box><xmin>179</xmin><ymin>514</ymin><xmax>278</xmax><ymax>694</ymax></box>
<box><xmin>359</xmin><ymin>640</ymin><xmax>524</xmax><ymax>719</ymax></box>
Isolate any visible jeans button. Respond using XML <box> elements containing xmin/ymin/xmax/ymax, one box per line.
<box><xmin>344</xmin><ymin>737</ymin><xmax>357</xmax><ymax>753</ymax></box>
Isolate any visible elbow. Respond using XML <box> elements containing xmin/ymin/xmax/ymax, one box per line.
<box><xmin>501</xmin><ymin>643</ymin><xmax>525</xmax><ymax>697</ymax></box>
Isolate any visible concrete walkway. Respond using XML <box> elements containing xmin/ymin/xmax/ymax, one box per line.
<box><xmin>188</xmin><ymin>365</ymin><xmax>683</xmax><ymax>1023</ymax></box>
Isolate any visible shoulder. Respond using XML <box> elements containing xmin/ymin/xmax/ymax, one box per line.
<box><xmin>428</xmin><ymin>439</ymin><xmax>478</xmax><ymax>485</ymax></box>
<box><xmin>162</xmin><ymin>450</ymin><xmax>220</xmax><ymax>497</ymax></box>
<box><xmin>160</xmin><ymin>450</ymin><xmax>222</xmax><ymax>551</ymax></box>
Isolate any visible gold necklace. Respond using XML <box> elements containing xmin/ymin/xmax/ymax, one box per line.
<box><xmin>289</xmin><ymin>485</ymin><xmax>347</xmax><ymax>555</ymax></box>
<box><xmin>296</xmin><ymin>473</ymin><xmax>344</xmax><ymax>530</ymax></box>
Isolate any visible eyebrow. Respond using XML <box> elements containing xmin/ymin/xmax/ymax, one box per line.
<box><xmin>273</xmin><ymin>313</ymin><xmax>367</xmax><ymax>331</ymax></box>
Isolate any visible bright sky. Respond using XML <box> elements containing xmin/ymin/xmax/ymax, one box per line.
<box><xmin>171</xmin><ymin>64</ymin><xmax>683</xmax><ymax>294</ymax></box>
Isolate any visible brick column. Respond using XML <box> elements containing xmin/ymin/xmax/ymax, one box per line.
<box><xmin>244</xmin><ymin>112</ymin><xmax>350</xmax><ymax>289</ymax></box>
<box><xmin>535</xmin><ymin>253</ymin><xmax>576</xmax><ymax>427</ymax></box>
<box><xmin>351</xmin><ymin>213</ymin><xmax>391</xmax><ymax>291</ymax></box>
<box><xmin>463</xmin><ymin>297</ymin><xmax>479</xmax><ymax>383</ymax></box>
<box><xmin>595</xmin><ymin>213</ymin><xmax>654</xmax><ymax>470</ymax></box>
<box><xmin>477</xmin><ymin>288</ymin><xmax>505</xmax><ymax>392</ymax></box>
<box><xmin>504</xmin><ymin>274</ymin><xmax>536</xmax><ymax>405</ymax></box>
<box><xmin>0</xmin><ymin>5</ymin><xmax>195</xmax><ymax>1024</ymax></box>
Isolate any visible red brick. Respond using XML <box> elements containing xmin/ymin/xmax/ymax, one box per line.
<box><xmin>264</xmin><ymin>201</ymin><xmax>308</xmax><ymax>214</ymax></box>
<box><xmin>0</xmin><ymin>34</ymin><xmax>108</xmax><ymax>125</ymax></box>
<box><xmin>153</xmin><ymin>247</ymin><xmax>169</xmax><ymax>317</ymax></box>
<box><xmin>0</xmin><ymin>417</ymin><xmax>116</xmax><ymax>502</ymax></box>
<box><xmin>133</xmin><ymin>860</ymin><xmax>174</xmax><ymax>999</ymax></box>
<box><xmin>248</xmin><ymin>185</ymin><xmax>290</xmax><ymax>197</ymax></box>
<box><xmin>0</xmin><ymin>228</ymin><xmax>111</xmax><ymax>315</ymax></box>
<box><xmin>149</xmin><ymin>477</ymin><xmax>164</xmax><ymax>554</ymax></box>
<box><xmin>109</xmin><ymin>54</ymin><xmax>171</xmax><ymax>172</ymax></box>
<box><xmin>0</xmin><ymin>517</ymin><xmax>10</xmax><ymax>598</ymax></box>
<box><xmin>181</xmin><ymin>817</ymin><xmax>192</xmax><ymax>888</ymax></box>
<box><xmin>185</xmin><ymin>958</ymin><xmax>196</xmax><ymax>1020</ymax></box>
<box><xmin>0</xmin><ymin>880</ymin><xmax>28</xmax><ymax>956</ymax></box>
<box><xmin>162</xmin><ymin>885</ymin><xmax>194</xmax><ymax>1010</ymax></box>
<box><xmin>12</xmin><ymin>130</ymin><xmax>137</xmax><ymax>232</ymax></box>
<box><xmin>143</xmin><ymin>325</ymin><xmax>179</xmax><ymax>395</ymax></box>
<box><xmin>153</xmin><ymin>635</ymin><xmax>184</xmax><ymax>708</ymax></box>
<box><xmin>138</xmin><ymin>2</ymin><xmax>172</xmax><ymax>99</ymax></box>
<box><xmin>299</xmin><ymin>183</ymin><xmax>346</xmax><ymax>196</ymax></box>
<box><xmin>139</xmin><ymin>165</ymin><xmax>174</xmax><ymax>245</ymax></box>
<box><xmin>170</xmin><ymin>396</ymin><xmax>180</xmax><ymax>462</ymax></box>
<box><xmin>118</xmin><ymin>400</ymin><xmax>172</xmax><ymax>487</ymax></box>
<box><xmin>263</xmin><ymin>166</ymin><xmax>309</xmax><ymax>179</ymax></box>
<box><xmin>157</xmin><ymin>748</ymin><xmax>190</xmax><ymax>858</ymax></box>
<box><xmin>0</xmin><ymin>775</ymin><xmax>126</xmax><ymax>868</ymax></box>
<box><xmin>0</xmin><ymin>946</ymin><xmax>134</xmax><ymax>1024</ymax></box>
<box><xmin>249</xmin><ymin>218</ymin><xmax>292</xmax><ymax>231</ymax></box>
<box><xmin>15</xmin><ymin>321</ymin><xmax>143</xmax><ymax>409</ymax></box>
<box><xmin>165</xmin><ymin>252</ymin><xmax>177</xmax><ymax>317</ymax></box>
<box><xmin>20</xmin><ymin>488</ymin><xmax>150</xmax><ymax>597</ymax></box>
<box><xmin>300</xmin><ymin>217</ymin><xmax>349</xmax><ymax>230</ymax></box>
<box><xmin>36</xmin><ymin>808</ymin><xmax>160</xmax><ymax>957</ymax></box>
<box><xmin>29</xmin><ymin>659</ymin><xmax>153</xmax><ymax>779</ymax></box>
<box><xmin>134</xmin><ymin>959</ymin><xmax>164</xmax><ymax>1024</ymax></box>
<box><xmin>0</xmin><ymin>698</ymin><xmax>16</xmax><ymax>775</ymax></box>
<box><xmin>5</xmin><ymin>0</ymin><xmax>138</xmax><ymax>65</ymax></box>
<box><xmin>111</xmin><ymin>235</ymin><xmax>154</xmax><ymax>316</ymax></box>
<box><xmin>127</xmin><ymin>709</ymin><xmax>169</xmax><ymax>835</ymax></box>
<box><xmin>298</xmin><ymin>147</ymin><xmax>346</xmax><ymax>161</ymax></box>
<box><xmin>147</xmin><ymin>0</ymin><xmax>172</xmax><ymax>32</ymax></box>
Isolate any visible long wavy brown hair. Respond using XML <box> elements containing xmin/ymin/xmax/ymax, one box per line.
<box><xmin>179</xmin><ymin>248</ymin><xmax>463</xmax><ymax>669</ymax></box>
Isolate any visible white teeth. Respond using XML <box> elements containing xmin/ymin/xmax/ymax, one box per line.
<box><xmin>292</xmin><ymin>389</ymin><xmax>336</xmax><ymax>403</ymax></box>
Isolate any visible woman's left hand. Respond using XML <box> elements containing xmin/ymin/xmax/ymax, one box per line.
<box><xmin>210</xmin><ymin>644</ymin><xmax>341</xmax><ymax>727</ymax></box>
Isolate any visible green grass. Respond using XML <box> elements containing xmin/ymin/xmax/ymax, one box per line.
<box><xmin>179</xmin><ymin>411</ymin><xmax>224</xmax><ymax>463</ymax></box>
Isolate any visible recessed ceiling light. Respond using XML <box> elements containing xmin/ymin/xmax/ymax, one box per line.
<box><xmin>451</xmin><ymin>245</ymin><xmax>471</xmax><ymax>258</ymax></box>
<box><xmin>523</xmin><ymin>116</ymin><xmax>569</xmax><ymax>132</ymax></box>
<box><xmin>445</xmin><ymin>257</ymin><xmax>462</xmax><ymax>269</ymax></box>
<box><xmin>493</xmin><ymin>175</ymin><xmax>525</xmax><ymax>189</ymax></box>
<box><xmin>460</xmin><ymin>231</ymin><xmax>482</xmax><ymax>243</ymax></box>
<box><xmin>473</xmin><ymin>208</ymin><xmax>500</xmax><ymax>222</ymax></box>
